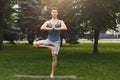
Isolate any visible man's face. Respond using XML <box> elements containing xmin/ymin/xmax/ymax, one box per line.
<box><xmin>51</xmin><ymin>10</ymin><xmax>58</xmax><ymax>18</ymax></box>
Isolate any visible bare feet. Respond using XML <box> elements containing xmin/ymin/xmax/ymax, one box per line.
<box><xmin>50</xmin><ymin>74</ymin><xmax>55</xmax><ymax>78</ymax></box>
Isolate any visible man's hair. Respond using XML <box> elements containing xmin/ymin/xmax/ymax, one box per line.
<box><xmin>51</xmin><ymin>7</ymin><xmax>58</xmax><ymax>11</ymax></box>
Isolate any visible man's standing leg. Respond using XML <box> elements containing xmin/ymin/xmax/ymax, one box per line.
<box><xmin>50</xmin><ymin>42</ymin><xmax>60</xmax><ymax>78</ymax></box>
<box><xmin>33</xmin><ymin>40</ymin><xmax>59</xmax><ymax>78</ymax></box>
<box><xmin>50</xmin><ymin>54</ymin><xmax>57</xmax><ymax>78</ymax></box>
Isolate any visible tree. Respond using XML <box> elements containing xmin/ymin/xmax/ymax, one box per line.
<box><xmin>74</xmin><ymin>0</ymin><xmax>120</xmax><ymax>54</ymax></box>
<box><xmin>18</xmin><ymin>0</ymin><xmax>44</xmax><ymax>44</ymax></box>
<box><xmin>0</xmin><ymin>0</ymin><xmax>8</xmax><ymax>50</ymax></box>
<box><xmin>58</xmin><ymin>0</ymin><xmax>80</xmax><ymax>44</ymax></box>
<box><xmin>0</xmin><ymin>0</ymin><xmax>17</xmax><ymax>50</ymax></box>
<box><xmin>3</xmin><ymin>4</ymin><xmax>21</xmax><ymax>44</ymax></box>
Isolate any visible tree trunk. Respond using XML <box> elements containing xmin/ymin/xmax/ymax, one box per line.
<box><xmin>27</xmin><ymin>29</ymin><xmax>34</xmax><ymax>45</ymax></box>
<box><xmin>0</xmin><ymin>9</ymin><xmax>3</xmax><ymax>50</ymax></box>
<box><xmin>93</xmin><ymin>30</ymin><xmax>100</xmax><ymax>54</ymax></box>
<box><xmin>0</xmin><ymin>28</ymin><xmax>3</xmax><ymax>50</ymax></box>
<box><xmin>0</xmin><ymin>0</ymin><xmax>10</xmax><ymax>50</ymax></box>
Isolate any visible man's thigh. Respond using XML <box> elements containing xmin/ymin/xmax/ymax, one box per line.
<box><xmin>40</xmin><ymin>39</ymin><xmax>50</xmax><ymax>45</ymax></box>
<box><xmin>52</xmin><ymin>42</ymin><xmax>60</xmax><ymax>54</ymax></box>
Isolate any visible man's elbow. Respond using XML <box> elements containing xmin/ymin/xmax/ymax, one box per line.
<box><xmin>61</xmin><ymin>28</ymin><xmax>67</xmax><ymax>30</ymax></box>
<box><xmin>40</xmin><ymin>27</ymin><xmax>44</xmax><ymax>30</ymax></box>
<box><xmin>64</xmin><ymin>27</ymin><xmax>67</xmax><ymax>30</ymax></box>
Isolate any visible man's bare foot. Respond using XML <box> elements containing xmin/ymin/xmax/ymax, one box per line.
<box><xmin>50</xmin><ymin>74</ymin><xmax>55</xmax><ymax>78</ymax></box>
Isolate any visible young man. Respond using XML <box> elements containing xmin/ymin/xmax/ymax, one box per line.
<box><xmin>33</xmin><ymin>7</ymin><xmax>67</xmax><ymax>78</ymax></box>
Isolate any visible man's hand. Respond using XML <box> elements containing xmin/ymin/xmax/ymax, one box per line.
<box><xmin>52</xmin><ymin>20</ymin><xmax>67</xmax><ymax>30</ymax></box>
<box><xmin>45</xmin><ymin>27</ymin><xmax>53</xmax><ymax>30</ymax></box>
<box><xmin>52</xmin><ymin>24</ymin><xmax>56</xmax><ymax>30</ymax></box>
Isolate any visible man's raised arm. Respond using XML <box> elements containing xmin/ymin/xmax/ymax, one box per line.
<box><xmin>40</xmin><ymin>21</ymin><xmax>53</xmax><ymax>30</ymax></box>
<box><xmin>54</xmin><ymin>20</ymin><xmax>67</xmax><ymax>30</ymax></box>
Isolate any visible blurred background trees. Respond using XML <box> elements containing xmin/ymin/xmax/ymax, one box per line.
<box><xmin>73</xmin><ymin>0</ymin><xmax>120</xmax><ymax>53</ymax></box>
<box><xmin>0</xmin><ymin>0</ymin><xmax>120</xmax><ymax>54</ymax></box>
<box><xmin>18</xmin><ymin>0</ymin><xmax>43</xmax><ymax>44</ymax></box>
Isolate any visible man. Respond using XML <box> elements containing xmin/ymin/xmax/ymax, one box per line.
<box><xmin>33</xmin><ymin>7</ymin><xmax>67</xmax><ymax>78</ymax></box>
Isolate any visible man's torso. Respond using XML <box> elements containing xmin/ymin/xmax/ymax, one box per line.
<box><xmin>47</xmin><ymin>20</ymin><xmax>61</xmax><ymax>42</ymax></box>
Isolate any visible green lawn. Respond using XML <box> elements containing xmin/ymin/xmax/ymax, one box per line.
<box><xmin>0</xmin><ymin>43</ymin><xmax>120</xmax><ymax>80</ymax></box>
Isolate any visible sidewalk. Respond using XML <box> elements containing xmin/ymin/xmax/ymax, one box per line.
<box><xmin>78</xmin><ymin>39</ymin><xmax>120</xmax><ymax>43</ymax></box>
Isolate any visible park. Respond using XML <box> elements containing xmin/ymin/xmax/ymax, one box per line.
<box><xmin>0</xmin><ymin>0</ymin><xmax>120</xmax><ymax>80</ymax></box>
<box><xmin>0</xmin><ymin>42</ymin><xmax>120</xmax><ymax>80</ymax></box>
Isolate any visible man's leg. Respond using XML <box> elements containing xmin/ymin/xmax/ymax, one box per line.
<box><xmin>33</xmin><ymin>41</ymin><xmax>54</xmax><ymax>52</ymax></box>
<box><xmin>50</xmin><ymin>42</ymin><xmax>60</xmax><ymax>78</ymax></box>
<box><xmin>33</xmin><ymin>40</ymin><xmax>58</xmax><ymax>78</ymax></box>
<box><xmin>50</xmin><ymin>54</ymin><xmax>57</xmax><ymax>78</ymax></box>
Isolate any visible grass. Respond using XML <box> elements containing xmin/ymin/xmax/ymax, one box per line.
<box><xmin>0</xmin><ymin>43</ymin><xmax>120</xmax><ymax>80</ymax></box>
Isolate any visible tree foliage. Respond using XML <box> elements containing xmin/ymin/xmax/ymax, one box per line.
<box><xmin>18</xmin><ymin>0</ymin><xmax>45</xmax><ymax>44</ymax></box>
<box><xmin>73</xmin><ymin>0</ymin><xmax>120</xmax><ymax>53</ymax></box>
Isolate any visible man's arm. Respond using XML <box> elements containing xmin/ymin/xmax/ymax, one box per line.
<box><xmin>40</xmin><ymin>21</ymin><xmax>52</xmax><ymax>30</ymax></box>
<box><xmin>54</xmin><ymin>20</ymin><xmax>67</xmax><ymax>30</ymax></box>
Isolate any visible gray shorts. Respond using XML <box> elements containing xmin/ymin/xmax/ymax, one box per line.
<box><xmin>40</xmin><ymin>39</ymin><xmax>60</xmax><ymax>55</ymax></box>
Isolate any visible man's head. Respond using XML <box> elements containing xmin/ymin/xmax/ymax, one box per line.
<box><xmin>51</xmin><ymin>7</ymin><xmax>58</xmax><ymax>18</ymax></box>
